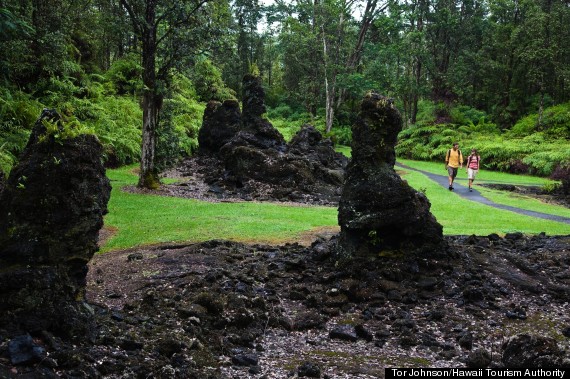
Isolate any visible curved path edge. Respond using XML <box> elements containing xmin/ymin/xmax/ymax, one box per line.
<box><xmin>396</xmin><ymin>162</ymin><xmax>570</xmax><ymax>225</ymax></box>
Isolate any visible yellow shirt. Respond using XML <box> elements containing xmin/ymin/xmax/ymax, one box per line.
<box><xmin>446</xmin><ymin>149</ymin><xmax>463</xmax><ymax>168</ymax></box>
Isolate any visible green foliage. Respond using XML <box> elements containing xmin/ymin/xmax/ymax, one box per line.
<box><xmin>84</xmin><ymin>96</ymin><xmax>142</xmax><ymax>167</ymax></box>
<box><xmin>104</xmin><ymin>54</ymin><xmax>143</xmax><ymax>96</ymax></box>
<box><xmin>325</xmin><ymin>126</ymin><xmax>352</xmax><ymax>146</ymax></box>
<box><xmin>450</xmin><ymin>105</ymin><xmax>487</xmax><ymax>126</ymax></box>
<box><xmin>509</xmin><ymin>102</ymin><xmax>570</xmax><ymax>139</ymax></box>
<box><xmin>267</xmin><ymin>104</ymin><xmax>295</xmax><ymax>119</ymax></box>
<box><xmin>191</xmin><ymin>58</ymin><xmax>236</xmax><ymax>102</ymax></box>
<box><xmin>415</xmin><ymin>100</ymin><xmax>437</xmax><ymax>124</ymax></box>
<box><xmin>270</xmin><ymin>118</ymin><xmax>300</xmax><ymax>142</ymax></box>
<box><xmin>0</xmin><ymin>88</ymin><xmax>43</xmax><ymax>175</ymax></box>
<box><xmin>397</xmin><ymin>101</ymin><xmax>570</xmax><ymax>177</ymax></box>
<box><xmin>39</xmin><ymin>115</ymin><xmax>93</xmax><ymax>143</ymax></box>
<box><xmin>155</xmin><ymin>74</ymin><xmax>205</xmax><ymax>169</ymax></box>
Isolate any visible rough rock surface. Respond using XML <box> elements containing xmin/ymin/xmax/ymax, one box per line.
<box><xmin>166</xmin><ymin>75</ymin><xmax>347</xmax><ymax>205</ymax></box>
<box><xmin>198</xmin><ymin>99</ymin><xmax>241</xmax><ymax>154</ymax></box>
<box><xmin>237</xmin><ymin>74</ymin><xmax>287</xmax><ymax>149</ymax></box>
<box><xmin>502</xmin><ymin>334</ymin><xmax>568</xmax><ymax>368</ymax></box>
<box><xmin>0</xmin><ymin>109</ymin><xmax>111</xmax><ymax>339</ymax></box>
<box><xmin>338</xmin><ymin>92</ymin><xmax>445</xmax><ymax>257</ymax></box>
<box><xmin>1</xmin><ymin>233</ymin><xmax>569</xmax><ymax>378</ymax></box>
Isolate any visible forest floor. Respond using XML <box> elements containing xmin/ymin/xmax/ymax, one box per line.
<box><xmin>85</xmin><ymin>233</ymin><xmax>570</xmax><ymax>379</ymax></box>
<box><xmin>2</xmin><ymin>159</ymin><xmax>570</xmax><ymax>378</ymax></box>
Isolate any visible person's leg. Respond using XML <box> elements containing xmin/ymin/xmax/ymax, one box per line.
<box><xmin>449</xmin><ymin>167</ymin><xmax>457</xmax><ymax>190</ymax></box>
<box><xmin>447</xmin><ymin>167</ymin><xmax>454</xmax><ymax>190</ymax></box>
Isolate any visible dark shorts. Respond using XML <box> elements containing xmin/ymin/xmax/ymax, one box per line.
<box><xmin>447</xmin><ymin>166</ymin><xmax>458</xmax><ymax>178</ymax></box>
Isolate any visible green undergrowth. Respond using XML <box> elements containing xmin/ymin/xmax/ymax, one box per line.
<box><xmin>101</xmin><ymin>165</ymin><xmax>338</xmax><ymax>252</ymax></box>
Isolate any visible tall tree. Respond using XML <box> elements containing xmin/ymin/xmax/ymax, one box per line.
<box><xmin>337</xmin><ymin>0</ymin><xmax>388</xmax><ymax>97</ymax></box>
<box><xmin>120</xmin><ymin>0</ymin><xmax>215</xmax><ymax>188</ymax></box>
<box><xmin>235</xmin><ymin>0</ymin><xmax>263</xmax><ymax>83</ymax></box>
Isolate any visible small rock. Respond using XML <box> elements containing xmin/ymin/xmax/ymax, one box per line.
<box><xmin>417</xmin><ymin>277</ymin><xmax>439</xmax><ymax>290</ymax></box>
<box><xmin>329</xmin><ymin>325</ymin><xmax>358</xmax><ymax>342</ymax></box>
<box><xmin>458</xmin><ymin>331</ymin><xmax>473</xmax><ymax>350</ymax></box>
<box><xmin>298</xmin><ymin>361</ymin><xmax>321</xmax><ymax>377</ymax></box>
<box><xmin>127</xmin><ymin>252</ymin><xmax>143</xmax><ymax>261</ymax></box>
<box><xmin>120</xmin><ymin>339</ymin><xmax>144</xmax><ymax>351</ymax></box>
<box><xmin>505</xmin><ymin>308</ymin><xmax>527</xmax><ymax>320</ymax></box>
<box><xmin>249</xmin><ymin>365</ymin><xmax>262</xmax><ymax>374</ymax></box>
<box><xmin>8</xmin><ymin>334</ymin><xmax>46</xmax><ymax>365</ymax></box>
<box><xmin>466</xmin><ymin>348</ymin><xmax>492</xmax><ymax>368</ymax></box>
<box><xmin>355</xmin><ymin>324</ymin><xmax>374</xmax><ymax>342</ymax></box>
<box><xmin>231</xmin><ymin>352</ymin><xmax>259</xmax><ymax>366</ymax></box>
<box><xmin>157</xmin><ymin>339</ymin><xmax>183</xmax><ymax>357</ymax></box>
<box><xmin>294</xmin><ymin>310</ymin><xmax>326</xmax><ymax>331</ymax></box>
<box><xmin>462</xmin><ymin>286</ymin><xmax>485</xmax><ymax>303</ymax></box>
<box><xmin>502</xmin><ymin>334</ymin><xmax>565</xmax><ymax>367</ymax></box>
<box><xmin>505</xmin><ymin>232</ymin><xmax>523</xmax><ymax>241</ymax></box>
<box><xmin>427</xmin><ymin>309</ymin><xmax>446</xmax><ymax>321</ymax></box>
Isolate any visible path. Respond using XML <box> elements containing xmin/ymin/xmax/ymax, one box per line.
<box><xmin>396</xmin><ymin>163</ymin><xmax>570</xmax><ymax>225</ymax></box>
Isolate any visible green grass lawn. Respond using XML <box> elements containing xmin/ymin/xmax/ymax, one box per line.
<box><xmin>101</xmin><ymin>166</ymin><xmax>338</xmax><ymax>252</ymax></box>
<box><xmin>397</xmin><ymin>158</ymin><xmax>558</xmax><ymax>186</ymax></box>
<box><xmin>397</xmin><ymin>158</ymin><xmax>570</xmax><ymax>220</ymax></box>
<box><xmin>101</xmin><ymin>158</ymin><xmax>570</xmax><ymax>253</ymax></box>
<box><xmin>399</xmin><ymin>169</ymin><xmax>570</xmax><ymax>235</ymax></box>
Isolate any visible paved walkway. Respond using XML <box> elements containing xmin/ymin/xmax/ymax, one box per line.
<box><xmin>396</xmin><ymin>163</ymin><xmax>570</xmax><ymax>225</ymax></box>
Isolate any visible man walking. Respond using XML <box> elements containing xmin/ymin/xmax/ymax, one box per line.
<box><xmin>445</xmin><ymin>142</ymin><xmax>463</xmax><ymax>191</ymax></box>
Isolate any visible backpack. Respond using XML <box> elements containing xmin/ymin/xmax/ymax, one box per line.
<box><xmin>446</xmin><ymin>149</ymin><xmax>462</xmax><ymax>164</ymax></box>
<box><xmin>467</xmin><ymin>155</ymin><xmax>479</xmax><ymax>167</ymax></box>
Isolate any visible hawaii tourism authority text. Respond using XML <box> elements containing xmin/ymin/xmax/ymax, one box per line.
<box><xmin>386</xmin><ymin>369</ymin><xmax>567</xmax><ymax>379</ymax></box>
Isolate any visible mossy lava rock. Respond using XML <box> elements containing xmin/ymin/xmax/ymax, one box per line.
<box><xmin>0</xmin><ymin>109</ymin><xmax>111</xmax><ymax>339</ymax></box>
<box><xmin>337</xmin><ymin>92</ymin><xmax>446</xmax><ymax>257</ymax></box>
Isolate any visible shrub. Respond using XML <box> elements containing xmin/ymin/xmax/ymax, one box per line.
<box><xmin>155</xmin><ymin>74</ymin><xmax>205</xmax><ymax>168</ymax></box>
<box><xmin>267</xmin><ymin>104</ymin><xmax>294</xmax><ymax>119</ymax></box>
<box><xmin>551</xmin><ymin>164</ymin><xmax>570</xmax><ymax>195</ymax></box>
<box><xmin>0</xmin><ymin>88</ymin><xmax>43</xmax><ymax>175</ymax></box>
<box><xmin>85</xmin><ymin>96</ymin><xmax>142</xmax><ymax>167</ymax></box>
<box><xmin>509</xmin><ymin>102</ymin><xmax>570</xmax><ymax>139</ymax></box>
<box><xmin>326</xmin><ymin>126</ymin><xmax>352</xmax><ymax>146</ymax></box>
<box><xmin>104</xmin><ymin>53</ymin><xmax>143</xmax><ymax>96</ymax></box>
<box><xmin>191</xmin><ymin>58</ymin><xmax>236</xmax><ymax>102</ymax></box>
<box><xmin>450</xmin><ymin>105</ymin><xmax>487</xmax><ymax>126</ymax></box>
<box><xmin>415</xmin><ymin>100</ymin><xmax>436</xmax><ymax>123</ymax></box>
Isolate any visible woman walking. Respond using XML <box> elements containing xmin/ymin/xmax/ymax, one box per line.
<box><xmin>466</xmin><ymin>149</ymin><xmax>481</xmax><ymax>192</ymax></box>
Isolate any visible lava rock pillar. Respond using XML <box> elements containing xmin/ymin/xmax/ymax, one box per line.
<box><xmin>337</xmin><ymin>92</ymin><xmax>445</xmax><ymax>257</ymax></box>
<box><xmin>0</xmin><ymin>109</ymin><xmax>111</xmax><ymax>339</ymax></box>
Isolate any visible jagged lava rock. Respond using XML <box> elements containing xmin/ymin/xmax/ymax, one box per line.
<box><xmin>0</xmin><ymin>109</ymin><xmax>111</xmax><ymax>339</ymax></box>
<box><xmin>337</xmin><ymin>91</ymin><xmax>446</xmax><ymax>256</ymax></box>
<box><xmin>198</xmin><ymin>99</ymin><xmax>241</xmax><ymax>154</ymax></box>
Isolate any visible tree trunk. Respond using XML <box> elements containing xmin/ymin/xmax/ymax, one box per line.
<box><xmin>138</xmin><ymin>91</ymin><xmax>162</xmax><ymax>189</ymax></box>
<box><xmin>537</xmin><ymin>89</ymin><xmax>544</xmax><ymax>129</ymax></box>
<box><xmin>138</xmin><ymin>1</ymin><xmax>161</xmax><ymax>189</ymax></box>
<box><xmin>411</xmin><ymin>55</ymin><xmax>422</xmax><ymax>124</ymax></box>
<box><xmin>321</xmin><ymin>9</ymin><xmax>340</xmax><ymax>133</ymax></box>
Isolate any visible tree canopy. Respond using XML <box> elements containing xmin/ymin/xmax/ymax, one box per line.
<box><xmin>0</xmin><ymin>0</ymin><xmax>569</xmax><ymax>183</ymax></box>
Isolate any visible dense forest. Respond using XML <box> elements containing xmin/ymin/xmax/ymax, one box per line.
<box><xmin>1</xmin><ymin>0</ymin><xmax>569</xmax><ymax>189</ymax></box>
